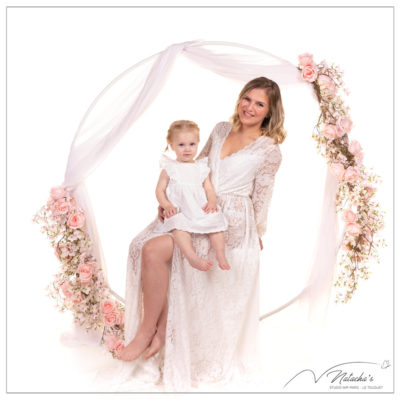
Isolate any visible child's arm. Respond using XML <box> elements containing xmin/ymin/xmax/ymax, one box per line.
<box><xmin>202</xmin><ymin>174</ymin><xmax>218</xmax><ymax>213</ymax></box>
<box><xmin>155</xmin><ymin>170</ymin><xmax>178</xmax><ymax>219</ymax></box>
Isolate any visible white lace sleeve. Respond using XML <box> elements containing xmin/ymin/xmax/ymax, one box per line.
<box><xmin>196</xmin><ymin>122</ymin><xmax>223</xmax><ymax>160</ymax></box>
<box><xmin>250</xmin><ymin>144</ymin><xmax>282</xmax><ymax>238</ymax></box>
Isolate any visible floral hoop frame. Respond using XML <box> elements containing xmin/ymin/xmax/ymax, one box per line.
<box><xmin>33</xmin><ymin>50</ymin><xmax>386</xmax><ymax>359</ymax></box>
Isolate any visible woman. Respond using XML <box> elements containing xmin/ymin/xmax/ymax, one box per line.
<box><xmin>119</xmin><ymin>76</ymin><xmax>285</xmax><ymax>391</ymax></box>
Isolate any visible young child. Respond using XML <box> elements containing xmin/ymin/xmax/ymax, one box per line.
<box><xmin>153</xmin><ymin>120</ymin><xmax>230</xmax><ymax>271</ymax></box>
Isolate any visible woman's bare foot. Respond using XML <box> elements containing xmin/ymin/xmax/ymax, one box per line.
<box><xmin>187</xmin><ymin>253</ymin><xmax>213</xmax><ymax>271</ymax></box>
<box><xmin>143</xmin><ymin>329</ymin><xmax>166</xmax><ymax>359</ymax></box>
<box><xmin>119</xmin><ymin>326</ymin><xmax>156</xmax><ymax>361</ymax></box>
<box><xmin>215</xmin><ymin>250</ymin><xmax>230</xmax><ymax>270</ymax></box>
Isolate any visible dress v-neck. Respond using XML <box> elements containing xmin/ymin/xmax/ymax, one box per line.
<box><xmin>219</xmin><ymin>125</ymin><xmax>266</xmax><ymax>161</ymax></box>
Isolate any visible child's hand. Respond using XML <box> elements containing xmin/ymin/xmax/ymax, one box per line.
<box><xmin>202</xmin><ymin>201</ymin><xmax>218</xmax><ymax>214</ymax></box>
<box><xmin>163</xmin><ymin>203</ymin><xmax>178</xmax><ymax>219</ymax></box>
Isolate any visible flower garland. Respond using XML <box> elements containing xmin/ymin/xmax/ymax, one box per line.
<box><xmin>32</xmin><ymin>186</ymin><xmax>126</xmax><ymax>359</ymax></box>
<box><xmin>298</xmin><ymin>53</ymin><xmax>387</xmax><ymax>304</ymax></box>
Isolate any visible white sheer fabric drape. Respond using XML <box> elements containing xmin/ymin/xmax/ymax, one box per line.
<box><xmin>60</xmin><ymin>40</ymin><xmax>341</xmax><ymax>345</ymax></box>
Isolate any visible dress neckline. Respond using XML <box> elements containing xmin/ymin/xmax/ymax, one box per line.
<box><xmin>219</xmin><ymin>123</ymin><xmax>267</xmax><ymax>161</ymax></box>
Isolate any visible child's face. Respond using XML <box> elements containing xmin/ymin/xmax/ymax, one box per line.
<box><xmin>169</xmin><ymin>129</ymin><xmax>200</xmax><ymax>163</ymax></box>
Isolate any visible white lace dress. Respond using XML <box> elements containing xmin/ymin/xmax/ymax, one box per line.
<box><xmin>153</xmin><ymin>154</ymin><xmax>227</xmax><ymax>234</ymax></box>
<box><xmin>122</xmin><ymin>121</ymin><xmax>282</xmax><ymax>391</ymax></box>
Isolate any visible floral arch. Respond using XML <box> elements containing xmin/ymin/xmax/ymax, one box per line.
<box><xmin>33</xmin><ymin>40</ymin><xmax>386</xmax><ymax>359</ymax></box>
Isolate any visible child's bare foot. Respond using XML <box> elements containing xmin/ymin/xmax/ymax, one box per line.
<box><xmin>143</xmin><ymin>328</ymin><xmax>166</xmax><ymax>359</ymax></box>
<box><xmin>119</xmin><ymin>326</ymin><xmax>156</xmax><ymax>361</ymax></box>
<box><xmin>216</xmin><ymin>251</ymin><xmax>230</xmax><ymax>270</ymax></box>
<box><xmin>187</xmin><ymin>253</ymin><xmax>213</xmax><ymax>271</ymax></box>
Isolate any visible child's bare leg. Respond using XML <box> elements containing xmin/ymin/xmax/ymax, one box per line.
<box><xmin>172</xmin><ymin>229</ymin><xmax>213</xmax><ymax>271</ymax></box>
<box><xmin>209</xmin><ymin>231</ymin><xmax>230</xmax><ymax>270</ymax></box>
<box><xmin>144</xmin><ymin>298</ymin><xmax>168</xmax><ymax>359</ymax></box>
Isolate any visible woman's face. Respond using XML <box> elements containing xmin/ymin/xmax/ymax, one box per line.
<box><xmin>237</xmin><ymin>88</ymin><xmax>270</xmax><ymax>130</ymax></box>
<box><xmin>169</xmin><ymin>129</ymin><xmax>199</xmax><ymax>163</ymax></box>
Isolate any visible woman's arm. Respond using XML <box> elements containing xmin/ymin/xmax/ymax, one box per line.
<box><xmin>202</xmin><ymin>175</ymin><xmax>218</xmax><ymax>213</ymax></box>
<box><xmin>155</xmin><ymin>170</ymin><xmax>178</xmax><ymax>218</ymax></box>
<box><xmin>196</xmin><ymin>121</ymin><xmax>224</xmax><ymax>160</ymax></box>
<box><xmin>250</xmin><ymin>145</ymin><xmax>283</xmax><ymax>241</ymax></box>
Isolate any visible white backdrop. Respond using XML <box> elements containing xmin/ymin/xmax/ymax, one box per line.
<box><xmin>6</xmin><ymin>4</ymin><xmax>394</xmax><ymax>396</ymax></box>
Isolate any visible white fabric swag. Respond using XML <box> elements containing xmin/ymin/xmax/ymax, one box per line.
<box><xmin>61</xmin><ymin>40</ymin><xmax>342</xmax><ymax>332</ymax></box>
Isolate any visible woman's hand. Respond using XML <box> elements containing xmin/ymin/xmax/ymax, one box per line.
<box><xmin>202</xmin><ymin>201</ymin><xmax>218</xmax><ymax>214</ymax></box>
<box><xmin>158</xmin><ymin>205</ymin><xmax>165</xmax><ymax>223</ymax></box>
<box><xmin>259</xmin><ymin>237</ymin><xmax>263</xmax><ymax>251</ymax></box>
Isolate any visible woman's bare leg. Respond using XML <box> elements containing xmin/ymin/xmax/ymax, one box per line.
<box><xmin>144</xmin><ymin>298</ymin><xmax>168</xmax><ymax>359</ymax></box>
<box><xmin>119</xmin><ymin>235</ymin><xmax>173</xmax><ymax>361</ymax></box>
<box><xmin>209</xmin><ymin>231</ymin><xmax>230</xmax><ymax>270</ymax></box>
<box><xmin>172</xmin><ymin>229</ymin><xmax>213</xmax><ymax>271</ymax></box>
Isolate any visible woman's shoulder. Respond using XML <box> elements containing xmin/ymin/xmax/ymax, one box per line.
<box><xmin>211</xmin><ymin>121</ymin><xmax>231</xmax><ymax>138</ymax></box>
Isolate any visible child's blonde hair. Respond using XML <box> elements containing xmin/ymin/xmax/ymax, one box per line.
<box><xmin>164</xmin><ymin>120</ymin><xmax>200</xmax><ymax>152</ymax></box>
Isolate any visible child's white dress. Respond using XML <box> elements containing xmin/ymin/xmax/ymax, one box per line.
<box><xmin>153</xmin><ymin>154</ymin><xmax>228</xmax><ymax>234</ymax></box>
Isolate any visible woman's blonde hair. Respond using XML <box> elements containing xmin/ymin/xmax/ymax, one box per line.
<box><xmin>230</xmin><ymin>77</ymin><xmax>287</xmax><ymax>145</ymax></box>
<box><xmin>164</xmin><ymin>120</ymin><xmax>200</xmax><ymax>152</ymax></box>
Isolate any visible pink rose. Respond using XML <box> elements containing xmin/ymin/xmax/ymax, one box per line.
<box><xmin>342</xmin><ymin>209</ymin><xmax>357</xmax><ymax>224</ymax></box>
<box><xmin>114</xmin><ymin>341</ymin><xmax>125</xmax><ymax>356</ymax></box>
<box><xmin>77</xmin><ymin>262</ymin><xmax>94</xmax><ymax>286</ymax></box>
<box><xmin>354</xmin><ymin>151</ymin><xmax>364</xmax><ymax>164</ymax></box>
<box><xmin>301</xmin><ymin>64</ymin><xmax>318</xmax><ymax>82</ymax></box>
<box><xmin>364</xmin><ymin>227</ymin><xmax>373</xmax><ymax>241</ymax></box>
<box><xmin>72</xmin><ymin>292</ymin><xmax>84</xmax><ymax>304</ymax></box>
<box><xmin>116</xmin><ymin>310</ymin><xmax>125</xmax><ymax>326</ymax></box>
<box><xmin>50</xmin><ymin>186</ymin><xmax>66</xmax><ymax>201</ymax></box>
<box><xmin>348</xmin><ymin>140</ymin><xmax>362</xmax><ymax>155</ymax></box>
<box><xmin>67</xmin><ymin>212</ymin><xmax>86</xmax><ymax>229</ymax></box>
<box><xmin>344</xmin><ymin>167</ymin><xmax>359</xmax><ymax>182</ymax></box>
<box><xmin>69</xmin><ymin>198</ymin><xmax>77</xmax><ymax>208</ymax></box>
<box><xmin>317</xmin><ymin>74</ymin><xmax>337</xmax><ymax>97</ymax></box>
<box><xmin>103</xmin><ymin>311</ymin><xmax>118</xmax><ymax>327</ymax></box>
<box><xmin>364</xmin><ymin>185</ymin><xmax>377</xmax><ymax>199</ymax></box>
<box><xmin>100</xmin><ymin>299</ymin><xmax>115</xmax><ymax>315</ymax></box>
<box><xmin>53</xmin><ymin>199</ymin><xmax>71</xmax><ymax>215</ymax></box>
<box><xmin>346</xmin><ymin>222</ymin><xmax>361</xmax><ymax>236</ymax></box>
<box><xmin>104</xmin><ymin>335</ymin><xmax>118</xmax><ymax>351</ymax></box>
<box><xmin>61</xmin><ymin>281</ymin><xmax>73</xmax><ymax>298</ymax></box>
<box><xmin>338</xmin><ymin>116</ymin><xmax>353</xmax><ymax>135</ymax></box>
<box><xmin>54</xmin><ymin>246</ymin><xmax>62</xmax><ymax>260</ymax></box>
<box><xmin>77</xmin><ymin>261</ymin><xmax>96</xmax><ymax>284</ymax></box>
<box><xmin>330</xmin><ymin>162</ymin><xmax>345</xmax><ymax>180</ymax></box>
<box><xmin>322</xmin><ymin>124</ymin><xmax>339</xmax><ymax>140</ymax></box>
<box><xmin>298</xmin><ymin>53</ymin><xmax>314</xmax><ymax>67</ymax></box>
